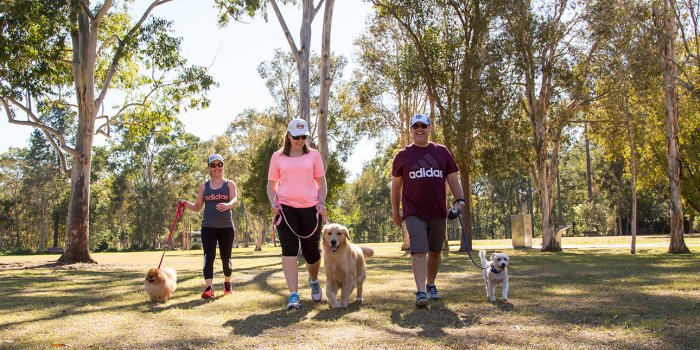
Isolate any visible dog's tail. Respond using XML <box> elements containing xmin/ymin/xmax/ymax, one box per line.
<box><xmin>161</xmin><ymin>267</ymin><xmax>177</xmax><ymax>283</ymax></box>
<box><xmin>360</xmin><ymin>246</ymin><xmax>374</xmax><ymax>259</ymax></box>
<box><xmin>478</xmin><ymin>250</ymin><xmax>487</xmax><ymax>266</ymax></box>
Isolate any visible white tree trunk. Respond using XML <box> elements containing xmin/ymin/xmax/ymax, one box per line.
<box><xmin>59</xmin><ymin>9</ymin><xmax>98</xmax><ymax>264</ymax></box>
<box><xmin>528</xmin><ymin>96</ymin><xmax>558</xmax><ymax>251</ymax></box>
<box><xmin>269</xmin><ymin>0</ymin><xmax>322</xmax><ymax>139</ymax></box>
<box><xmin>317</xmin><ymin>0</ymin><xmax>335</xmax><ymax>164</ymax></box>
<box><xmin>654</xmin><ymin>0</ymin><xmax>690</xmax><ymax>254</ymax></box>
<box><xmin>627</xmin><ymin>116</ymin><xmax>638</xmax><ymax>254</ymax></box>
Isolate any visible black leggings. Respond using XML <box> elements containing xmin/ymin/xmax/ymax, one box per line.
<box><xmin>201</xmin><ymin>226</ymin><xmax>235</xmax><ymax>280</ymax></box>
<box><xmin>276</xmin><ymin>204</ymin><xmax>321</xmax><ymax>264</ymax></box>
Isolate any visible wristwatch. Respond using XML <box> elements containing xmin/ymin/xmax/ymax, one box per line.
<box><xmin>453</xmin><ymin>199</ymin><xmax>466</xmax><ymax>206</ymax></box>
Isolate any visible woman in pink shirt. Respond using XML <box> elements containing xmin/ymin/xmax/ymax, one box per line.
<box><xmin>267</xmin><ymin>118</ymin><xmax>327</xmax><ymax>310</ymax></box>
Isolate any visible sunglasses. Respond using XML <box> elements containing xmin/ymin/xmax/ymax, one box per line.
<box><xmin>411</xmin><ymin>123</ymin><xmax>429</xmax><ymax>129</ymax></box>
<box><xmin>208</xmin><ymin>162</ymin><xmax>224</xmax><ymax>168</ymax></box>
<box><xmin>291</xmin><ymin>135</ymin><xmax>307</xmax><ymax>140</ymax></box>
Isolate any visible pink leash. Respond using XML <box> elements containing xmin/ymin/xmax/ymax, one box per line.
<box><xmin>157</xmin><ymin>201</ymin><xmax>185</xmax><ymax>269</ymax></box>
<box><xmin>273</xmin><ymin>206</ymin><xmax>329</xmax><ymax>239</ymax></box>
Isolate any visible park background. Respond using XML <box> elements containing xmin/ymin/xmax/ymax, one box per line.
<box><xmin>1</xmin><ymin>1</ymin><xmax>698</xmax><ymax>256</ymax></box>
<box><xmin>1</xmin><ymin>1</ymin><xmax>699</xmax><ymax>349</ymax></box>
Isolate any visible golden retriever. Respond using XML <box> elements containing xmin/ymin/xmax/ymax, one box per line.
<box><xmin>144</xmin><ymin>267</ymin><xmax>177</xmax><ymax>303</ymax></box>
<box><xmin>321</xmin><ymin>223</ymin><xmax>374</xmax><ymax>308</ymax></box>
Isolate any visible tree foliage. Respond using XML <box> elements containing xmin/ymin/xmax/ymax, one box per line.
<box><xmin>1</xmin><ymin>0</ymin><xmax>697</xmax><ymax>256</ymax></box>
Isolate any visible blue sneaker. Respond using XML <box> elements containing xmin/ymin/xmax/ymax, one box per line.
<box><xmin>415</xmin><ymin>291</ymin><xmax>429</xmax><ymax>307</ymax></box>
<box><xmin>309</xmin><ymin>277</ymin><xmax>322</xmax><ymax>302</ymax></box>
<box><xmin>426</xmin><ymin>284</ymin><xmax>441</xmax><ymax>300</ymax></box>
<box><xmin>287</xmin><ymin>292</ymin><xmax>301</xmax><ymax>310</ymax></box>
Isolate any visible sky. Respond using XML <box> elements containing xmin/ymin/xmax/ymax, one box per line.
<box><xmin>0</xmin><ymin>0</ymin><xmax>377</xmax><ymax>178</ymax></box>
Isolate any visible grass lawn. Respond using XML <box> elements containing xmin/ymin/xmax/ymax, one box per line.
<box><xmin>1</xmin><ymin>235</ymin><xmax>698</xmax><ymax>349</ymax></box>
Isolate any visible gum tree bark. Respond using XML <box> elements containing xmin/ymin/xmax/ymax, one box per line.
<box><xmin>653</xmin><ymin>0</ymin><xmax>690</xmax><ymax>253</ymax></box>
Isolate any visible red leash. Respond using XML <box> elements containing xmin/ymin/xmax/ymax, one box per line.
<box><xmin>273</xmin><ymin>206</ymin><xmax>329</xmax><ymax>239</ymax></box>
<box><xmin>157</xmin><ymin>201</ymin><xmax>186</xmax><ymax>269</ymax></box>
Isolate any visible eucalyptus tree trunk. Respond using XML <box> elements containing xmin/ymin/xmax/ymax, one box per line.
<box><xmin>585</xmin><ymin>131</ymin><xmax>593</xmax><ymax>200</ymax></box>
<box><xmin>630</xmin><ymin>134</ymin><xmax>638</xmax><ymax>253</ymax></box>
<box><xmin>317</xmin><ymin>0</ymin><xmax>334</xmax><ymax>164</ymax></box>
<box><xmin>269</xmin><ymin>0</ymin><xmax>321</xmax><ymax>129</ymax></box>
<box><xmin>297</xmin><ymin>1</ymin><xmax>312</xmax><ymax>124</ymax></box>
<box><xmin>59</xmin><ymin>8</ymin><xmax>99</xmax><ymax>264</ymax></box>
<box><xmin>530</xmin><ymin>99</ymin><xmax>558</xmax><ymax>251</ymax></box>
<box><xmin>508</xmin><ymin>0</ymin><xmax>577</xmax><ymax>252</ymax></box>
<box><xmin>653</xmin><ymin>0</ymin><xmax>690</xmax><ymax>254</ymax></box>
<box><xmin>626</xmin><ymin>109</ymin><xmax>638</xmax><ymax>254</ymax></box>
<box><xmin>56</xmin><ymin>0</ymin><xmax>171</xmax><ymax>263</ymax></box>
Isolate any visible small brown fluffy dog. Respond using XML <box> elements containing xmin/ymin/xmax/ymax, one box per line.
<box><xmin>321</xmin><ymin>223</ymin><xmax>374</xmax><ymax>308</ymax></box>
<box><xmin>144</xmin><ymin>267</ymin><xmax>177</xmax><ymax>303</ymax></box>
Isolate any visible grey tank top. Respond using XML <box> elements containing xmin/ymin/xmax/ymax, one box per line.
<box><xmin>202</xmin><ymin>180</ymin><xmax>233</xmax><ymax>228</ymax></box>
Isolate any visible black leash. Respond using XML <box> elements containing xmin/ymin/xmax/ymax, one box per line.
<box><xmin>454</xmin><ymin>209</ymin><xmax>485</xmax><ymax>270</ymax></box>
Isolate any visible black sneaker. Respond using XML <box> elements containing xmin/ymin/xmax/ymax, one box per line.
<box><xmin>426</xmin><ymin>284</ymin><xmax>441</xmax><ymax>300</ymax></box>
<box><xmin>415</xmin><ymin>291</ymin><xmax>429</xmax><ymax>307</ymax></box>
<box><xmin>223</xmin><ymin>281</ymin><xmax>232</xmax><ymax>295</ymax></box>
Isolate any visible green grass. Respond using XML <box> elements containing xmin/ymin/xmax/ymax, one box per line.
<box><xmin>1</xmin><ymin>235</ymin><xmax>699</xmax><ymax>349</ymax></box>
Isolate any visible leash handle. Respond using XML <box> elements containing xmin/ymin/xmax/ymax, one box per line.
<box><xmin>158</xmin><ymin>201</ymin><xmax>185</xmax><ymax>269</ymax></box>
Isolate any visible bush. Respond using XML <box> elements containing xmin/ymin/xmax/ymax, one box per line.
<box><xmin>574</xmin><ymin>201</ymin><xmax>607</xmax><ymax>234</ymax></box>
<box><xmin>95</xmin><ymin>241</ymin><xmax>110</xmax><ymax>252</ymax></box>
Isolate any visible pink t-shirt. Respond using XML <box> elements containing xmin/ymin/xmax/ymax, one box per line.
<box><xmin>268</xmin><ymin>149</ymin><xmax>325</xmax><ymax>208</ymax></box>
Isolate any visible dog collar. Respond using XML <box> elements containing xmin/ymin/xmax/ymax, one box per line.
<box><xmin>490</xmin><ymin>265</ymin><xmax>503</xmax><ymax>274</ymax></box>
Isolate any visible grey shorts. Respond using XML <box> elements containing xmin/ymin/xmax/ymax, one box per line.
<box><xmin>404</xmin><ymin>216</ymin><xmax>446</xmax><ymax>253</ymax></box>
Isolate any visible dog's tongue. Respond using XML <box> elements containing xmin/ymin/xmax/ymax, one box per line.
<box><xmin>330</xmin><ymin>246</ymin><xmax>338</xmax><ymax>252</ymax></box>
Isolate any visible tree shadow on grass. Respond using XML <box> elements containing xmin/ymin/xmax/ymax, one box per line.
<box><xmin>145</xmin><ymin>295</ymin><xmax>217</xmax><ymax>312</ymax></box>
<box><xmin>223</xmin><ymin>307</ymin><xmax>312</xmax><ymax>337</ymax></box>
<box><xmin>509</xmin><ymin>251</ymin><xmax>700</xmax><ymax>349</ymax></box>
<box><xmin>147</xmin><ymin>266</ymin><xmax>284</xmax><ymax>313</ymax></box>
<box><xmin>312</xmin><ymin>300</ymin><xmax>364</xmax><ymax>321</ymax></box>
<box><xmin>495</xmin><ymin>300</ymin><xmax>515</xmax><ymax>311</ymax></box>
<box><xmin>232</xmin><ymin>252</ymin><xmax>281</xmax><ymax>260</ymax></box>
<box><xmin>390</xmin><ymin>303</ymin><xmax>473</xmax><ymax>337</ymax></box>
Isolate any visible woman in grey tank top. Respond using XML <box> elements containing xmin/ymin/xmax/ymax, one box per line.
<box><xmin>179</xmin><ymin>154</ymin><xmax>238</xmax><ymax>299</ymax></box>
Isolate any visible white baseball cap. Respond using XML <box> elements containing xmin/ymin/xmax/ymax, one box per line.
<box><xmin>410</xmin><ymin>113</ymin><xmax>430</xmax><ymax>127</ymax></box>
<box><xmin>287</xmin><ymin>118</ymin><xmax>310</xmax><ymax>137</ymax></box>
<box><xmin>208</xmin><ymin>153</ymin><xmax>224</xmax><ymax>164</ymax></box>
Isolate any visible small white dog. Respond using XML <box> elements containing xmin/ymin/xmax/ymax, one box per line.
<box><xmin>479</xmin><ymin>250</ymin><xmax>509</xmax><ymax>302</ymax></box>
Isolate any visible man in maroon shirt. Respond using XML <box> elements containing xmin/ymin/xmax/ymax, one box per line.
<box><xmin>391</xmin><ymin>113</ymin><xmax>466</xmax><ymax>307</ymax></box>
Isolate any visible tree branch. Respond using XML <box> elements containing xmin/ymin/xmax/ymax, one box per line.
<box><xmin>41</xmin><ymin>129</ymin><xmax>72</xmax><ymax>177</ymax></box>
<box><xmin>269</xmin><ymin>0</ymin><xmax>301</xmax><ymax>62</ymax></box>
<box><xmin>93</xmin><ymin>0</ymin><xmax>113</xmax><ymax>25</ymax></box>
<box><xmin>95</xmin><ymin>115</ymin><xmax>111</xmax><ymax>138</ymax></box>
<box><xmin>95</xmin><ymin>0</ymin><xmax>173</xmax><ymax>107</ymax></box>
<box><xmin>312</xmin><ymin>0</ymin><xmax>325</xmax><ymax>20</ymax></box>
<box><xmin>372</xmin><ymin>2</ymin><xmax>448</xmax><ymax>118</ymax></box>
<box><xmin>80</xmin><ymin>0</ymin><xmax>96</xmax><ymax>21</ymax></box>
<box><xmin>97</xmin><ymin>34</ymin><xmax>119</xmax><ymax>57</ymax></box>
<box><xmin>1</xmin><ymin>96</ymin><xmax>80</xmax><ymax>161</ymax></box>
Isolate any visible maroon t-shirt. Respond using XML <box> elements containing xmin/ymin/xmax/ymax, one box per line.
<box><xmin>392</xmin><ymin>142</ymin><xmax>459</xmax><ymax>220</ymax></box>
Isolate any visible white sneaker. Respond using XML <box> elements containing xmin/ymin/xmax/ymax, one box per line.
<box><xmin>309</xmin><ymin>277</ymin><xmax>322</xmax><ymax>302</ymax></box>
